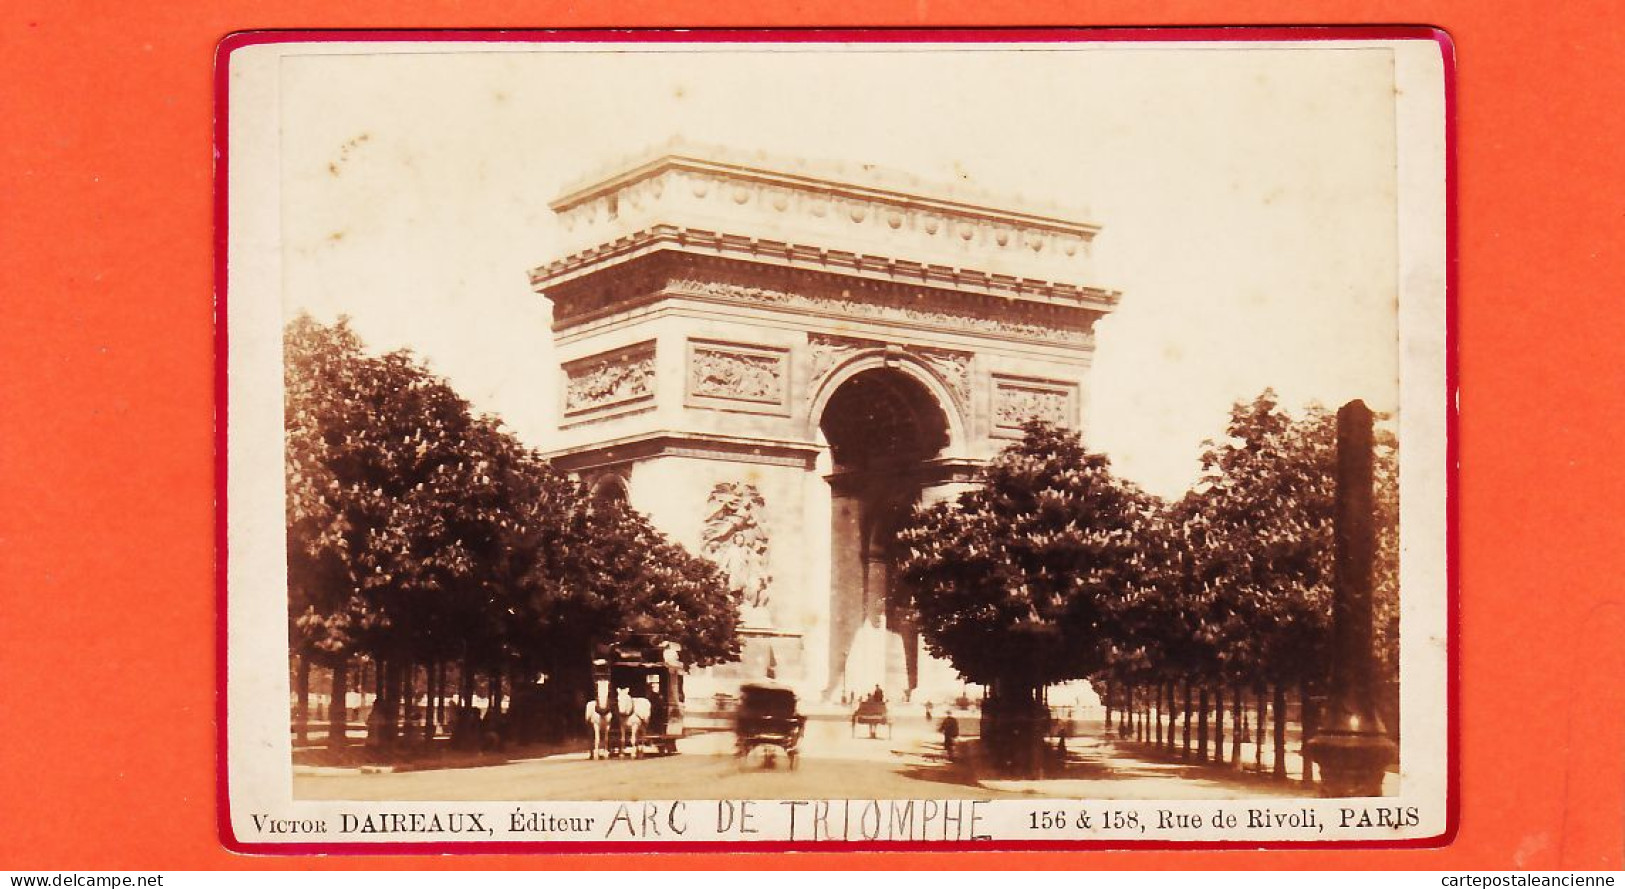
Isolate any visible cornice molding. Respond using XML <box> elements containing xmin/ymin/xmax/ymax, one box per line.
<box><xmin>534</xmin><ymin>229</ymin><xmax>1118</xmax><ymax>335</ymax></box>
<box><xmin>547</xmin><ymin>431</ymin><xmax>823</xmax><ymax>473</ymax></box>
<box><xmin>550</xmin><ymin>151</ymin><xmax>1099</xmax><ymax>239</ymax></box>
<box><xmin>543</xmin><ymin>250</ymin><xmax>1105</xmax><ymax>352</ymax></box>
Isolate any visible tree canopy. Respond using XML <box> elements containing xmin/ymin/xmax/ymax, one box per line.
<box><xmin>897</xmin><ymin>421</ymin><xmax>1154</xmax><ymax>693</ymax></box>
<box><xmin>284</xmin><ymin>314</ymin><xmax>739</xmax><ymax>744</ymax></box>
<box><xmin>898</xmin><ymin>392</ymin><xmax>1399</xmax><ymax>708</ymax></box>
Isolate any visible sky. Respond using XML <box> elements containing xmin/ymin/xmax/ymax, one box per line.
<box><xmin>278</xmin><ymin>42</ymin><xmax>1401</xmax><ymax>499</ymax></box>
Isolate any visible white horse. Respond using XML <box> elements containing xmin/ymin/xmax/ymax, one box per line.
<box><xmin>615</xmin><ymin>687</ymin><xmax>653</xmax><ymax>758</ymax></box>
<box><xmin>584</xmin><ymin>680</ymin><xmax>615</xmax><ymax>760</ymax></box>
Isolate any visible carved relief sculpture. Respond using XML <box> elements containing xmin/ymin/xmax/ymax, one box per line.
<box><xmin>563</xmin><ymin>344</ymin><xmax>655</xmax><ymax>415</ymax></box>
<box><xmin>807</xmin><ymin>333</ymin><xmax>880</xmax><ymax>385</ymax></box>
<box><xmin>912</xmin><ymin>346</ymin><xmax>972</xmax><ymax>416</ymax></box>
<box><xmin>994</xmin><ymin>380</ymin><xmax>1074</xmax><ymax>431</ymax></box>
<box><xmin>690</xmin><ymin>347</ymin><xmax>783</xmax><ymax>404</ymax></box>
<box><xmin>807</xmin><ymin>335</ymin><xmax>972</xmax><ymax>417</ymax></box>
<box><xmin>701</xmin><ymin>482</ymin><xmax>773</xmax><ymax>626</ymax></box>
<box><xmin>670</xmin><ymin>278</ymin><xmax>1094</xmax><ymax>346</ymax></box>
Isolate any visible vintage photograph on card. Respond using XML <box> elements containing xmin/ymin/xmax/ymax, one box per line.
<box><xmin>221</xmin><ymin>30</ymin><xmax>1453</xmax><ymax>850</ymax></box>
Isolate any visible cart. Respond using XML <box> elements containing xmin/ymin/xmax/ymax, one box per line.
<box><xmin>851</xmin><ymin>698</ymin><xmax>892</xmax><ymax>739</ymax></box>
<box><xmin>734</xmin><ymin>682</ymin><xmax>805</xmax><ymax>769</ymax></box>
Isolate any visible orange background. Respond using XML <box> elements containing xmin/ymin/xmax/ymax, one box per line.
<box><xmin>3</xmin><ymin>0</ymin><xmax>1622</xmax><ymax>871</ymax></box>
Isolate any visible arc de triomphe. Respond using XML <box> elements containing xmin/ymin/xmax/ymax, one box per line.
<box><xmin>530</xmin><ymin>146</ymin><xmax>1118</xmax><ymax>702</ymax></box>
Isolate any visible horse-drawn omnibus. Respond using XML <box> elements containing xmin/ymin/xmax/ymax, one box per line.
<box><xmin>588</xmin><ymin>637</ymin><xmax>686</xmax><ymax>757</ymax></box>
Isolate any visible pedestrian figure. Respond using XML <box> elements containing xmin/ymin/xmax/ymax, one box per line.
<box><xmin>940</xmin><ymin>711</ymin><xmax>960</xmax><ymax>762</ymax></box>
<box><xmin>924</xmin><ymin>701</ymin><xmax>934</xmax><ymax>723</ymax></box>
<box><xmin>480</xmin><ymin>706</ymin><xmax>506</xmax><ymax>752</ymax></box>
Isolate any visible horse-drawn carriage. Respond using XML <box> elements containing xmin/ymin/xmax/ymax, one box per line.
<box><xmin>851</xmin><ymin>698</ymin><xmax>891</xmax><ymax>739</ymax></box>
<box><xmin>585</xmin><ymin>638</ymin><xmax>685</xmax><ymax>759</ymax></box>
<box><xmin>734</xmin><ymin>682</ymin><xmax>805</xmax><ymax>769</ymax></box>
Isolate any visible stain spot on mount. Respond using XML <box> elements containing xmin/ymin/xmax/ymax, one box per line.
<box><xmin>327</xmin><ymin>132</ymin><xmax>374</xmax><ymax>176</ymax></box>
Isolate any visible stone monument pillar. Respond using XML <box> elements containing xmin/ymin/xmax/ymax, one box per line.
<box><xmin>1307</xmin><ymin>400</ymin><xmax>1398</xmax><ymax>796</ymax></box>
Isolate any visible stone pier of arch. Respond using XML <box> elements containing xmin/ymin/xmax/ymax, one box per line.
<box><xmin>530</xmin><ymin>144</ymin><xmax>1119</xmax><ymax>704</ymax></box>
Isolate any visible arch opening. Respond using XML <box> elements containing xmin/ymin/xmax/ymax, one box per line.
<box><xmin>588</xmin><ymin>472</ymin><xmax>631</xmax><ymax>506</ymax></box>
<box><xmin>818</xmin><ymin>367</ymin><xmax>949</xmax><ymax>703</ymax></box>
<box><xmin>819</xmin><ymin>368</ymin><xmax>950</xmax><ymax>473</ymax></box>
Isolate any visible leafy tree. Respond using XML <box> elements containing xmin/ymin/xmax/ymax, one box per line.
<box><xmin>1186</xmin><ymin>391</ymin><xmax>1401</xmax><ymax>770</ymax></box>
<box><xmin>1192</xmin><ymin>392</ymin><xmax>1336</xmax><ymax>695</ymax></box>
<box><xmin>284</xmin><ymin>315</ymin><xmax>384</xmax><ymax>747</ymax></box>
<box><xmin>897</xmin><ymin>421</ymin><xmax>1150</xmax><ymax>774</ymax></box>
<box><xmin>1370</xmin><ymin>428</ymin><xmax>1401</xmax><ymax>686</ymax></box>
<box><xmin>525</xmin><ymin>493</ymin><xmax>739</xmax><ymax>674</ymax></box>
<box><xmin>1368</xmin><ymin>426</ymin><xmax>1401</xmax><ymax>737</ymax></box>
<box><xmin>284</xmin><ymin>314</ymin><xmax>740</xmax><ymax>751</ymax></box>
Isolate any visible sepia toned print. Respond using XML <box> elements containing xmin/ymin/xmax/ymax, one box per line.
<box><xmin>224</xmin><ymin>32</ymin><xmax>1451</xmax><ymax>848</ymax></box>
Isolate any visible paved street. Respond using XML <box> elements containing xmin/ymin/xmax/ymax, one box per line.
<box><xmin>295</xmin><ymin>709</ymin><xmax>1362</xmax><ymax>801</ymax></box>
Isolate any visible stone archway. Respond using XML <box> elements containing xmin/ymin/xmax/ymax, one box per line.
<box><xmin>533</xmin><ymin>147</ymin><xmax>1117</xmax><ymax>700</ymax></box>
<box><xmin>819</xmin><ymin>366</ymin><xmax>950</xmax><ymax>702</ymax></box>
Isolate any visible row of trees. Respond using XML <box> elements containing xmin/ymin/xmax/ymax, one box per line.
<box><xmin>898</xmin><ymin>395</ymin><xmax>1398</xmax><ymax>777</ymax></box>
<box><xmin>286</xmin><ymin>311</ymin><xmax>1396</xmax><ymax>777</ymax></box>
<box><xmin>285</xmin><ymin>316</ymin><xmax>740</xmax><ymax>749</ymax></box>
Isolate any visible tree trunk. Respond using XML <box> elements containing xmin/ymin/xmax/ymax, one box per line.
<box><xmin>423</xmin><ymin>660</ymin><xmax>438</xmax><ymax>744</ymax></box>
<box><xmin>1255</xmin><ymin>685</ymin><xmax>1266</xmax><ymax>770</ymax></box>
<box><xmin>1182</xmin><ymin>681</ymin><xmax>1194</xmax><ymax>760</ymax></box>
<box><xmin>372</xmin><ymin>659</ymin><xmax>388</xmax><ymax>744</ymax></box>
<box><xmin>390</xmin><ymin>660</ymin><xmax>405</xmax><ymax>743</ymax></box>
<box><xmin>1272</xmin><ymin>682</ymin><xmax>1288</xmax><ymax>779</ymax></box>
<box><xmin>1163</xmin><ymin>683</ymin><xmax>1173</xmax><ymax>750</ymax></box>
<box><xmin>1152</xmin><ymin>683</ymin><xmax>1162</xmax><ymax>746</ymax></box>
<box><xmin>295</xmin><ymin>655</ymin><xmax>311</xmax><ymax>746</ymax></box>
<box><xmin>1299</xmin><ymin>678</ymin><xmax>1317</xmax><ymax>783</ymax></box>
<box><xmin>436</xmin><ymin>661</ymin><xmax>448</xmax><ymax>728</ymax></box>
<box><xmin>1154</xmin><ymin>683</ymin><xmax>1164</xmax><ymax>747</ymax></box>
<box><xmin>1104</xmin><ymin>680</ymin><xmax>1114</xmax><ymax>733</ymax></box>
<box><xmin>1170</xmin><ymin>682</ymin><xmax>1183</xmax><ymax>750</ymax></box>
<box><xmin>1213</xmin><ymin>685</ymin><xmax>1225</xmax><ymax>762</ymax></box>
<box><xmin>1231</xmin><ymin>685</ymin><xmax>1244</xmax><ymax>767</ymax></box>
<box><xmin>461</xmin><ymin>658</ymin><xmax>475</xmax><ymax>708</ymax></box>
<box><xmin>373</xmin><ymin>659</ymin><xmax>401</xmax><ymax>747</ymax></box>
<box><xmin>1196</xmin><ymin>686</ymin><xmax>1210</xmax><ymax>763</ymax></box>
<box><xmin>327</xmin><ymin>658</ymin><xmax>349</xmax><ymax>750</ymax></box>
<box><xmin>405</xmin><ymin>661</ymin><xmax>420</xmax><ymax>742</ymax></box>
